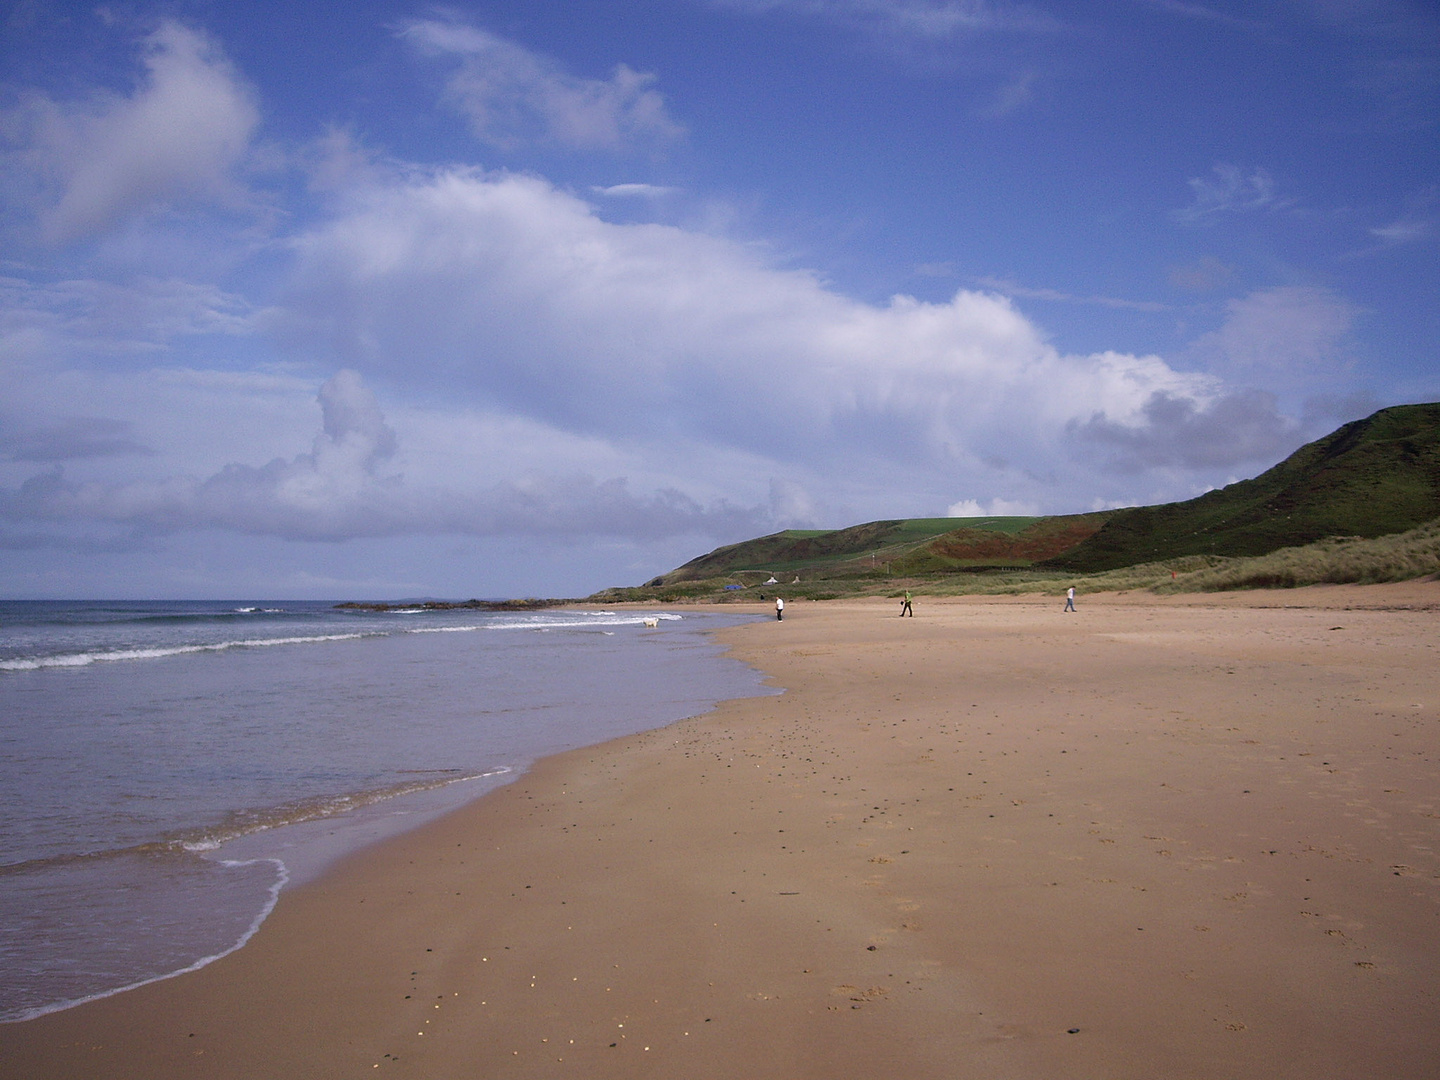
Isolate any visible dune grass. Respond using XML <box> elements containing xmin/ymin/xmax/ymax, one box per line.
<box><xmin>1154</xmin><ymin>517</ymin><xmax>1440</xmax><ymax>592</ymax></box>
<box><xmin>918</xmin><ymin>519</ymin><xmax>1440</xmax><ymax>596</ymax></box>
<box><xmin>918</xmin><ymin>519</ymin><xmax>1440</xmax><ymax>595</ymax></box>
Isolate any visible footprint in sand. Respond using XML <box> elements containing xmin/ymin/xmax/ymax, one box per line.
<box><xmin>832</xmin><ymin>984</ymin><xmax>889</xmax><ymax>1006</ymax></box>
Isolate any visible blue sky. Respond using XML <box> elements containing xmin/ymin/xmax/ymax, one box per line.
<box><xmin>1</xmin><ymin>0</ymin><xmax>1436</xmax><ymax>598</ymax></box>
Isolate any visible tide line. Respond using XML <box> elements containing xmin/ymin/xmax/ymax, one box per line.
<box><xmin>0</xmin><ymin>857</ymin><xmax>290</xmax><ymax>1025</ymax></box>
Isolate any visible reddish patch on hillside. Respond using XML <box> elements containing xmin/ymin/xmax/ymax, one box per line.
<box><xmin>930</xmin><ymin>519</ymin><xmax>1107</xmax><ymax>563</ymax></box>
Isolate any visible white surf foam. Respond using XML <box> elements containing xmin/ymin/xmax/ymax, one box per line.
<box><xmin>0</xmin><ymin>632</ymin><xmax>379</xmax><ymax>671</ymax></box>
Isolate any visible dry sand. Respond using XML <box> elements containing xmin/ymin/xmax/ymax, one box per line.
<box><xmin>4</xmin><ymin>583</ymin><xmax>1439</xmax><ymax>1079</ymax></box>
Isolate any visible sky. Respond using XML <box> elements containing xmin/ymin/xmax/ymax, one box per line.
<box><xmin>1</xmin><ymin>0</ymin><xmax>1436</xmax><ymax>599</ymax></box>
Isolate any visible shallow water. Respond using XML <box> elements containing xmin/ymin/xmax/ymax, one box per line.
<box><xmin>0</xmin><ymin>601</ymin><xmax>773</xmax><ymax>1021</ymax></box>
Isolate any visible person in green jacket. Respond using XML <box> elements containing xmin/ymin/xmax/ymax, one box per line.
<box><xmin>900</xmin><ymin>590</ymin><xmax>913</xmax><ymax>617</ymax></box>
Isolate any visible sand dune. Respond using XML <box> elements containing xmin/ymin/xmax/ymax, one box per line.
<box><xmin>5</xmin><ymin>584</ymin><xmax>1438</xmax><ymax>1078</ymax></box>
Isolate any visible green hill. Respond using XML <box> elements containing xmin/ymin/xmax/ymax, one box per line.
<box><xmin>598</xmin><ymin>402</ymin><xmax>1439</xmax><ymax>602</ymax></box>
<box><xmin>649</xmin><ymin>513</ymin><xmax>1111</xmax><ymax>587</ymax></box>
<box><xmin>1043</xmin><ymin>402</ymin><xmax>1440</xmax><ymax>573</ymax></box>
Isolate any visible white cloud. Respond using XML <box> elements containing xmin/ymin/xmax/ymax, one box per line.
<box><xmin>711</xmin><ymin>0</ymin><xmax>1061</xmax><ymax>38</ymax></box>
<box><xmin>979</xmin><ymin>69</ymin><xmax>1038</xmax><ymax>117</ymax></box>
<box><xmin>975</xmin><ymin>275</ymin><xmax>1171</xmax><ymax>311</ymax></box>
<box><xmin>0</xmin><ymin>274</ymin><xmax>254</xmax><ymax>362</ymax></box>
<box><xmin>273</xmin><ymin>166</ymin><xmax>1247</xmax><ymax>494</ymax></box>
<box><xmin>0</xmin><ymin>359</ymin><xmax>324</xmax><ymax>493</ymax></box>
<box><xmin>400</xmin><ymin>18</ymin><xmax>684</xmax><ymax>152</ymax></box>
<box><xmin>1190</xmin><ymin>285</ymin><xmax>1360</xmax><ymax>385</ymax></box>
<box><xmin>1136</xmin><ymin>0</ymin><xmax>1265</xmax><ymax>32</ymax></box>
<box><xmin>5</xmin><ymin>21</ymin><xmax>260</xmax><ymax>243</ymax></box>
<box><xmin>5</xmin><ymin>163</ymin><xmax>1286</xmax><ymax>550</ymax></box>
<box><xmin>1371</xmin><ymin>218</ymin><xmax>1432</xmax><ymax>244</ymax></box>
<box><xmin>1369</xmin><ymin>185</ymin><xmax>1436</xmax><ymax>245</ymax></box>
<box><xmin>0</xmin><ymin>371</ymin><xmax>766</xmax><ymax>545</ymax></box>
<box><xmin>946</xmin><ymin>496</ymin><xmax>1039</xmax><ymax>516</ymax></box>
<box><xmin>0</xmin><ymin>20</ymin><xmax>1315</xmax><ymax>559</ymax></box>
<box><xmin>1167</xmin><ymin>255</ymin><xmax>1233</xmax><ymax>292</ymax></box>
<box><xmin>1174</xmin><ymin>164</ymin><xmax>1287</xmax><ymax>222</ymax></box>
<box><xmin>769</xmin><ymin>477</ymin><xmax>824</xmax><ymax>526</ymax></box>
<box><xmin>592</xmin><ymin>183</ymin><xmax>680</xmax><ymax>198</ymax></box>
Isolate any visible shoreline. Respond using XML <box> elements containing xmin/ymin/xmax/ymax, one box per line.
<box><xmin>0</xmin><ymin>606</ymin><xmax>768</xmax><ymax>1028</ymax></box>
<box><xmin>4</xmin><ymin>584</ymin><xmax>1438</xmax><ymax>1078</ymax></box>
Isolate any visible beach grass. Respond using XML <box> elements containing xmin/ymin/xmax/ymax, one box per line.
<box><xmin>1153</xmin><ymin>516</ymin><xmax>1440</xmax><ymax>592</ymax></box>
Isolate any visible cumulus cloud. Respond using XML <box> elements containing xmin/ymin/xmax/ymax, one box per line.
<box><xmin>273</xmin><ymin>165</ymin><xmax>1252</xmax><ymax>500</ymax></box>
<box><xmin>0</xmin><ymin>20</ymin><xmax>1311</xmax><ymax>557</ymax></box>
<box><xmin>4</xmin><ymin>21</ymin><xmax>259</xmax><ymax>243</ymax></box>
<box><xmin>1069</xmin><ymin>388</ymin><xmax>1299</xmax><ymax>473</ymax></box>
<box><xmin>400</xmin><ymin>18</ymin><xmax>684</xmax><ymax>152</ymax></box>
<box><xmin>1</xmin><ymin>162</ymin><xmax>1303</xmax><ymax>552</ymax></box>
<box><xmin>946</xmin><ymin>496</ymin><xmax>1039</xmax><ymax>516</ymax></box>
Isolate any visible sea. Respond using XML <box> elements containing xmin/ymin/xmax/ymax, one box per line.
<box><xmin>0</xmin><ymin>600</ymin><xmax>774</xmax><ymax>1024</ymax></box>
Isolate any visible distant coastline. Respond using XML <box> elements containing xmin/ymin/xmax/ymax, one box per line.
<box><xmin>333</xmin><ymin>597</ymin><xmax>572</xmax><ymax>613</ymax></box>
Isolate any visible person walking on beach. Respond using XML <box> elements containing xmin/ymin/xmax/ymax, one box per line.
<box><xmin>900</xmin><ymin>590</ymin><xmax>913</xmax><ymax>617</ymax></box>
<box><xmin>776</xmin><ymin>596</ymin><xmax>785</xmax><ymax>621</ymax></box>
<box><xmin>1064</xmin><ymin>586</ymin><xmax>1076</xmax><ymax>613</ymax></box>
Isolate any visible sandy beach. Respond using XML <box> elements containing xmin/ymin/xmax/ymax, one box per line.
<box><xmin>4</xmin><ymin>584</ymin><xmax>1439</xmax><ymax>1079</ymax></box>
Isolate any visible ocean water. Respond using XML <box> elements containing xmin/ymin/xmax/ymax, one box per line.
<box><xmin>0</xmin><ymin>600</ymin><xmax>773</xmax><ymax>1023</ymax></box>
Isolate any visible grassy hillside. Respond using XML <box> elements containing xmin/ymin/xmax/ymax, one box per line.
<box><xmin>594</xmin><ymin>402</ymin><xmax>1439</xmax><ymax>603</ymax></box>
<box><xmin>892</xmin><ymin>514</ymin><xmax>1112</xmax><ymax>573</ymax></box>
<box><xmin>650</xmin><ymin>514</ymin><xmax>1104</xmax><ymax>586</ymax></box>
<box><xmin>1043</xmin><ymin>402</ymin><xmax>1440</xmax><ymax>573</ymax></box>
<box><xmin>591</xmin><ymin>515</ymin><xmax>1439</xmax><ymax>605</ymax></box>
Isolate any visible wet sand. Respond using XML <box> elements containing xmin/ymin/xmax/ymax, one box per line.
<box><xmin>5</xmin><ymin>584</ymin><xmax>1439</xmax><ymax>1079</ymax></box>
